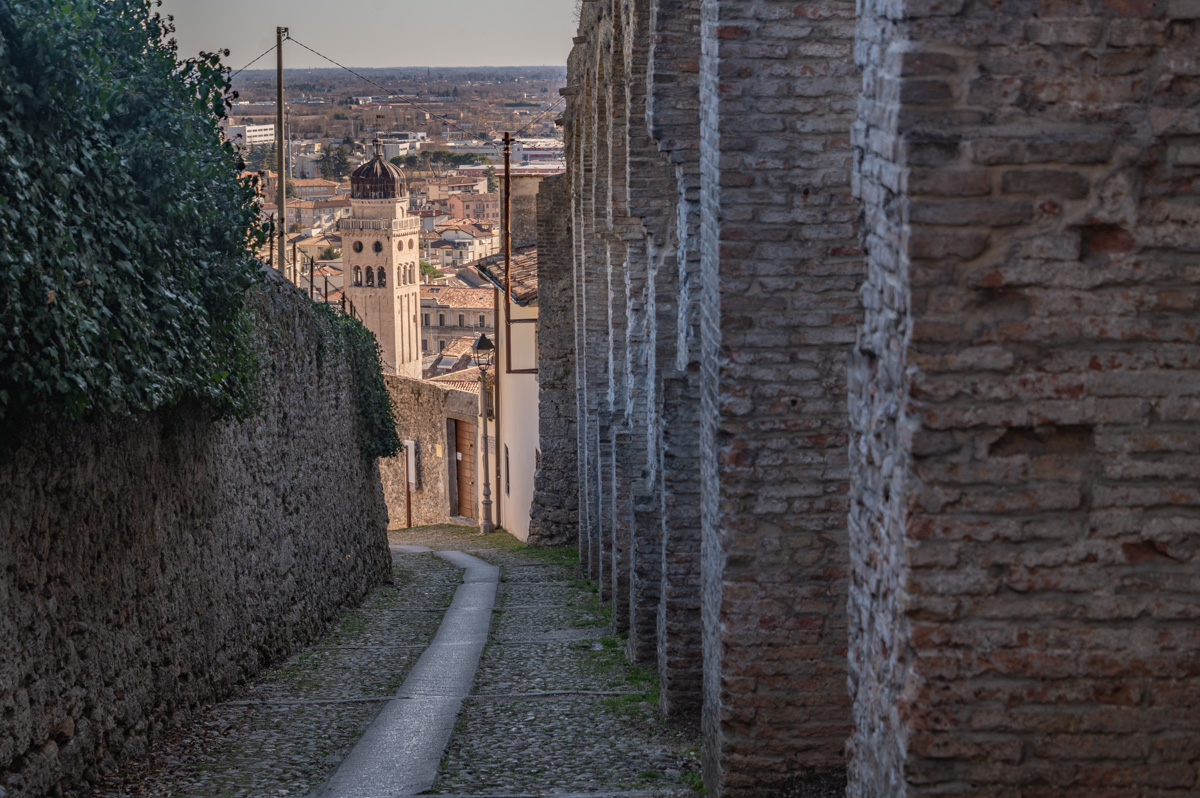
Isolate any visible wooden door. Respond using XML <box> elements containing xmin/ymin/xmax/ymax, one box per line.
<box><xmin>455</xmin><ymin>420</ymin><xmax>476</xmax><ymax>521</ymax></box>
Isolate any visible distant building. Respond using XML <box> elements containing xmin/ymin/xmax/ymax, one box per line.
<box><xmin>294</xmin><ymin>232</ymin><xmax>342</xmax><ymax>263</ymax></box>
<box><xmin>285</xmin><ymin>197</ymin><xmax>351</xmax><ymax>232</ymax></box>
<box><xmin>225</xmin><ymin>124</ymin><xmax>275</xmax><ymax>150</ymax></box>
<box><xmin>416</xmin><ymin>209</ymin><xmax>450</xmax><ymax>231</ymax></box>
<box><xmin>424</xmin><ymin>220</ymin><xmax>499</xmax><ymax>270</ymax></box>
<box><xmin>426</xmin><ymin>176</ymin><xmax>488</xmax><ymax>203</ymax></box>
<box><xmin>420</xmin><ymin>285</ymin><xmax>494</xmax><ymax>357</ymax></box>
<box><xmin>291</xmin><ymin>178</ymin><xmax>341</xmax><ymax>200</ymax></box>
<box><xmin>340</xmin><ymin>139</ymin><xmax>423</xmax><ymax>379</ymax></box>
<box><xmin>448</xmin><ymin>192</ymin><xmax>500</xmax><ymax>223</ymax></box>
<box><xmin>379</xmin><ymin>140</ymin><xmax>420</xmax><ymax>160</ymax></box>
<box><xmin>423</xmin><ymin>334</ymin><xmax>479</xmax><ymax>378</ymax></box>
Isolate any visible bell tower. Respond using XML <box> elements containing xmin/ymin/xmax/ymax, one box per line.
<box><xmin>341</xmin><ymin>139</ymin><xmax>421</xmax><ymax>378</ymax></box>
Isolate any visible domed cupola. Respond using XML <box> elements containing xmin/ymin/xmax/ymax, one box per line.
<box><xmin>350</xmin><ymin>139</ymin><xmax>407</xmax><ymax>200</ymax></box>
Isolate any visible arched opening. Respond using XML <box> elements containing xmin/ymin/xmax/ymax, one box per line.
<box><xmin>378</xmin><ymin>266</ymin><xmax>387</xmax><ymax>287</ymax></box>
<box><xmin>365</xmin><ymin>267</ymin><xmax>374</xmax><ymax>287</ymax></box>
<box><xmin>353</xmin><ymin>266</ymin><xmax>362</xmax><ymax>286</ymax></box>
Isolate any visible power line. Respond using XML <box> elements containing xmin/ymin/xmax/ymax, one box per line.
<box><xmin>284</xmin><ymin>35</ymin><xmax>496</xmax><ymax>145</ymax></box>
<box><xmin>513</xmin><ymin>96</ymin><xmax>565</xmax><ymax>137</ymax></box>
<box><xmin>231</xmin><ymin>43</ymin><xmax>278</xmax><ymax>77</ymax></box>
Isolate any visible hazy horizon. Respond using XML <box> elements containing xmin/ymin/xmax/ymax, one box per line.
<box><xmin>160</xmin><ymin>0</ymin><xmax>576</xmax><ymax>71</ymax></box>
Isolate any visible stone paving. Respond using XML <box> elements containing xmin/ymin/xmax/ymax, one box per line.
<box><xmin>71</xmin><ymin>525</ymin><xmax>700</xmax><ymax>798</ymax></box>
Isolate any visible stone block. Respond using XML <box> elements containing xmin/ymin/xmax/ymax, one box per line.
<box><xmin>0</xmin><ymin>271</ymin><xmax>390</xmax><ymax>795</ymax></box>
<box><xmin>1000</xmin><ymin>169</ymin><xmax>1091</xmax><ymax>198</ymax></box>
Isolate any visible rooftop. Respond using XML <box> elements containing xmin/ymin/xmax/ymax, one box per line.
<box><xmin>428</xmin><ymin>365</ymin><xmax>488</xmax><ymax>395</ymax></box>
<box><xmin>420</xmin><ymin>286</ymin><xmax>493</xmax><ymax>309</ymax></box>
<box><xmin>475</xmin><ymin>246</ymin><xmax>538</xmax><ymax>305</ymax></box>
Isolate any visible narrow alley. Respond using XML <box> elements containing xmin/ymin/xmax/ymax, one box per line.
<box><xmin>72</xmin><ymin>527</ymin><xmax>700</xmax><ymax>798</ymax></box>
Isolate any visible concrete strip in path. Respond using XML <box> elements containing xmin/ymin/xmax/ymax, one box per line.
<box><xmin>312</xmin><ymin>550</ymin><xmax>498</xmax><ymax>798</ymax></box>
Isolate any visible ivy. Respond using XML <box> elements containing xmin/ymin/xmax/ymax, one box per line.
<box><xmin>313</xmin><ymin>303</ymin><xmax>400</xmax><ymax>460</ymax></box>
<box><xmin>0</xmin><ymin>0</ymin><xmax>267</xmax><ymax>445</ymax></box>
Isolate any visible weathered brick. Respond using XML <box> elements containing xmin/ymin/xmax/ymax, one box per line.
<box><xmin>1000</xmin><ymin>169</ymin><xmax>1090</xmax><ymax>198</ymax></box>
<box><xmin>850</xmin><ymin>0</ymin><xmax>1200</xmax><ymax>794</ymax></box>
<box><xmin>556</xmin><ymin>1</ymin><xmax>1200</xmax><ymax>797</ymax></box>
<box><xmin>900</xmin><ymin>79</ymin><xmax>955</xmax><ymax>104</ymax></box>
<box><xmin>910</xmin><ymin>198</ymin><xmax>1033</xmax><ymax>225</ymax></box>
<box><xmin>899</xmin><ymin>51</ymin><xmax>961</xmax><ymax>76</ymax></box>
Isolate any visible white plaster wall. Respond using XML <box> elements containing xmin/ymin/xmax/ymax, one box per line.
<box><xmin>497</xmin><ymin>299</ymin><xmax>540</xmax><ymax>542</ymax></box>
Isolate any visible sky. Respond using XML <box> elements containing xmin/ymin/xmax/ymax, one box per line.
<box><xmin>159</xmin><ymin>0</ymin><xmax>576</xmax><ymax>70</ymax></box>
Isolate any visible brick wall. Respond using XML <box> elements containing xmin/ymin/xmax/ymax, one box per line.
<box><xmin>542</xmin><ymin>0</ymin><xmax>1200</xmax><ymax>795</ymax></box>
<box><xmin>850</xmin><ymin>0</ymin><xmax>1200</xmax><ymax>795</ymax></box>
<box><xmin>564</xmin><ymin>0</ymin><xmax>710</xmax><ymax>702</ymax></box>
<box><xmin>552</xmin><ymin>0</ymin><xmax>862</xmax><ymax>793</ymax></box>
<box><xmin>648</xmin><ymin>0</ymin><xmax>706</xmax><ymax>717</ymax></box>
<box><xmin>697</xmin><ymin>0</ymin><xmax>862</xmax><ymax>793</ymax></box>
<box><xmin>529</xmin><ymin>174</ymin><xmax>579</xmax><ymax>546</ymax></box>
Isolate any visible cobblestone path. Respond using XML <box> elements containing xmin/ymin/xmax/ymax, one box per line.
<box><xmin>75</xmin><ymin>526</ymin><xmax>700</xmax><ymax>797</ymax></box>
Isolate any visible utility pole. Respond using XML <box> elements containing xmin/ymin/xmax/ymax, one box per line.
<box><xmin>276</xmin><ymin>26</ymin><xmax>288</xmax><ymax>273</ymax></box>
<box><xmin>286</xmin><ymin>106</ymin><xmax>293</xmax><ymax>182</ymax></box>
<box><xmin>503</xmin><ymin>132</ymin><xmax>511</xmax><ymax>283</ymax></box>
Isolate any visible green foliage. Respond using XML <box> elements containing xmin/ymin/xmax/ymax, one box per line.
<box><xmin>319</xmin><ymin>147</ymin><xmax>351</xmax><ymax>179</ymax></box>
<box><xmin>313</xmin><ymin>303</ymin><xmax>399</xmax><ymax>459</ymax></box>
<box><xmin>0</xmin><ymin>0</ymin><xmax>267</xmax><ymax>440</ymax></box>
<box><xmin>318</xmin><ymin>246</ymin><xmax>341</xmax><ymax>261</ymax></box>
<box><xmin>244</xmin><ymin>143</ymin><xmax>277</xmax><ymax>172</ymax></box>
<box><xmin>683</xmin><ymin>771</ymin><xmax>706</xmax><ymax>794</ymax></box>
<box><xmin>424</xmin><ymin>150</ymin><xmax>486</xmax><ymax>168</ymax></box>
<box><xmin>420</xmin><ymin>260</ymin><xmax>443</xmax><ymax>279</ymax></box>
<box><xmin>523</xmin><ymin>545</ymin><xmax>579</xmax><ymax>567</ymax></box>
<box><xmin>572</xmin><ymin>578</ymin><xmax>612</xmax><ymax>628</ymax></box>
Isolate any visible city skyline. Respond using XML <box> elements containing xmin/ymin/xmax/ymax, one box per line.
<box><xmin>160</xmin><ymin>0</ymin><xmax>576</xmax><ymax>70</ymax></box>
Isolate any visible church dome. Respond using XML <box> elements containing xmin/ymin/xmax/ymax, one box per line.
<box><xmin>351</xmin><ymin>139</ymin><xmax>406</xmax><ymax>200</ymax></box>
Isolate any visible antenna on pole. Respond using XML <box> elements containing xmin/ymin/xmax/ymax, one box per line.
<box><xmin>276</xmin><ymin>26</ymin><xmax>288</xmax><ymax>273</ymax></box>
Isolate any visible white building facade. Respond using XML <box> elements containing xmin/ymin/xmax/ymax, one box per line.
<box><xmin>475</xmin><ymin>248</ymin><xmax>540</xmax><ymax>542</ymax></box>
<box><xmin>225</xmin><ymin>124</ymin><xmax>275</xmax><ymax>150</ymax></box>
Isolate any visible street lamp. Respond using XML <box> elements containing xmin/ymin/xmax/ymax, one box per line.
<box><xmin>472</xmin><ymin>333</ymin><xmax>496</xmax><ymax>535</ymax></box>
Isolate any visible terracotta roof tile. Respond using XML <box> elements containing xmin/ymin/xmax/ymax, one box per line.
<box><xmin>476</xmin><ymin>246</ymin><xmax>538</xmax><ymax>304</ymax></box>
<box><xmin>420</xmin><ymin>286</ymin><xmax>493</xmax><ymax>309</ymax></box>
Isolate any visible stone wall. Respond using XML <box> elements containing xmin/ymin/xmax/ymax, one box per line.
<box><xmin>849</xmin><ymin>1</ymin><xmax>1200</xmax><ymax>795</ymax></box>
<box><xmin>528</xmin><ymin>174</ymin><xmax>579</xmax><ymax>546</ymax></box>
<box><xmin>379</xmin><ymin>376</ymin><xmax>480</xmax><ymax>528</ymax></box>
<box><xmin>545</xmin><ymin>0</ymin><xmax>1200</xmax><ymax>795</ymax></box>
<box><xmin>0</xmin><ymin>269</ymin><xmax>390</xmax><ymax>798</ymax></box>
<box><xmin>508</xmin><ymin>174</ymin><xmax>546</xmax><ymax>249</ymax></box>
